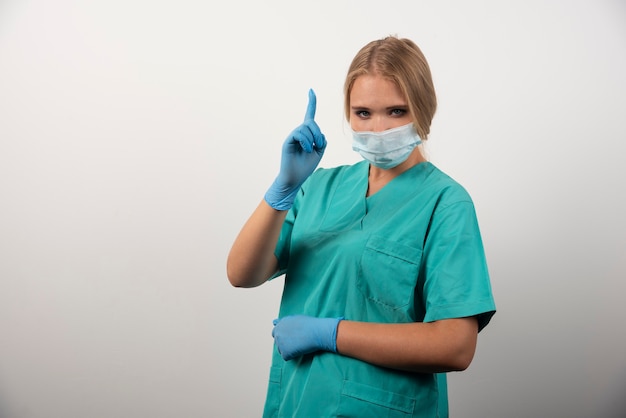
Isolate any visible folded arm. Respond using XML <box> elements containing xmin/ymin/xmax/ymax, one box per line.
<box><xmin>272</xmin><ymin>315</ymin><xmax>479</xmax><ymax>373</ymax></box>
<box><xmin>336</xmin><ymin>317</ymin><xmax>479</xmax><ymax>373</ymax></box>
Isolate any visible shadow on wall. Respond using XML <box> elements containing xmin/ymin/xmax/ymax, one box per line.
<box><xmin>0</xmin><ymin>393</ymin><xmax>10</xmax><ymax>418</ymax></box>
<box><xmin>603</xmin><ymin>372</ymin><xmax>626</xmax><ymax>417</ymax></box>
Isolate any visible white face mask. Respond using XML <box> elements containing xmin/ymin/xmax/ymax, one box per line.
<box><xmin>351</xmin><ymin>123</ymin><xmax>422</xmax><ymax>169</ymax></box>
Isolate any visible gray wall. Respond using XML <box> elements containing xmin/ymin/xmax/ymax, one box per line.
<box><xmin>1</xmin><ymin>0</ymin><xmax>625</xmax><ymax>417</ymax></box>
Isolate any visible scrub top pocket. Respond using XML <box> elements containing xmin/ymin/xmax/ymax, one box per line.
<box><xmin>337</xmin><ymin>380</ymin><xmax>415</xmax><ymax>417</ymax></box>
<box><xmin>357</xmin><ymin>235</ymin><xmax>422</xmax><ymax>310</ymax></box>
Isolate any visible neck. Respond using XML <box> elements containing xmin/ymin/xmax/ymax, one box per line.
<box><xmin>369</xmin><ymin>148</ymin><xmax>426</xmax><ymax>179</ymax></box>
<box><xmin>367</xmin><ymin>149</ymin><xmax>426</xmax><ymax>196</ymax></box>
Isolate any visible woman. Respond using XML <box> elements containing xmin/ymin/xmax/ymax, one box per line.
<box><xmin>227</xmin><ymin>36</ymin><xmax>496</xmax><ymax>418</ymax></box>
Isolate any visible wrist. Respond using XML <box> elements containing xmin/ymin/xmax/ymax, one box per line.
<box><xmin>321</xmin><ymin>317</ymin><xmax>343</xmax><ymax>353</ymax></box>
<box><xmin>264</xmin><ymin>180</ymin><xmax>299</xmax><ymax>211</ymax></box>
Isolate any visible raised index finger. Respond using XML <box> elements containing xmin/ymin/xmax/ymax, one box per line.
<box><xmin>304</xmin><ymin>88</ymin><xmax>316</xmax><ymax>121</ymax></box>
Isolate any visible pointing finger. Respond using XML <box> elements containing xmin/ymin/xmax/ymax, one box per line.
<box><xmin>304</xmin><ymin>88</ymin><xmax>316</xmax><ymax>121</ymax></box>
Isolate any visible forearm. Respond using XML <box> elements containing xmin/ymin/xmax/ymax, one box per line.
<box><xmin>336</xmin><ymin>318</ymin><xmax>478</xmax><ymax>373</ymax></box>
<box><xmin>226</xmin><ymin>200</ymin><xmax>287</xmax><ymax>288</ymax></box>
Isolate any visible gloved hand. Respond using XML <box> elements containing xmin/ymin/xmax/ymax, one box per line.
<box><xmin>264</xmin><ymin>89</ymin><xmax>327</xmax><ymax>210</ymax></box>
<box><xmin>272</xmin><ymin>315</ymin><xmax>343</xmax><ymax>361</ymax></box>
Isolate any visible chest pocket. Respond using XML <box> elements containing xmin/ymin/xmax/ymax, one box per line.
<box><xmin>357</xmin><ymin>235</ymin><xmax>422</xmax><ymax>310</ymax></box>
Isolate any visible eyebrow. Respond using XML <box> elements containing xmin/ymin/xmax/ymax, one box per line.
<box><xmin>350</xmin><ymin>104</ymin><xmax>408</xmax><ymax>110</ymax></box>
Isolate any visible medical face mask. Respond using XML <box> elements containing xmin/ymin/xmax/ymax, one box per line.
<box><xmin>351</xmin><ymin>123</ymin><xmax>422</xmax><ymax>169</ymax></box>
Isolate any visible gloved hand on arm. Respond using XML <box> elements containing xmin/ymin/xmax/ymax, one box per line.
<box><xmin>264</xmin><ymin>89</ymin><xmax>327</xmax><ymax>211</ymax></box>
<box><xmin>272</xmin><ymin>315</ymin><xmax>343</xmax><ymax>361</ymax></box>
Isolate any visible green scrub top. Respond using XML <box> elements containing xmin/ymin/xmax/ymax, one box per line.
<box><xmin>264</xmin><ymin>161</ymin><xmax>496</xmax><ymax>418</ymax></box>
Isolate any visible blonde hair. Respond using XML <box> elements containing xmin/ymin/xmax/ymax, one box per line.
<box><xmin>344</xmin><ymin>36</ymin><xmax>437</xmax><ymax>140</ymax></box>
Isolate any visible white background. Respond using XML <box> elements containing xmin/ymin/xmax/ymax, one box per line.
<box><xmin>1</xmin><ymin>1</ymin><xmax>625</xmax><ymax>417</ymax></box>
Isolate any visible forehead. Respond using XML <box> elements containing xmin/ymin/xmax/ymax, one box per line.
<box><xmin>350</xmin><ymin>74</ymin><xmax>406</xmax><ymax>107</ymax></box>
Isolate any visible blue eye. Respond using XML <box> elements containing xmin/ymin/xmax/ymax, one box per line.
<box><xmin>355</xmin><ymin>110</ymin><xmax>370</xmax><ymax>118</ymax></box>
<box><xmin>390</xmin><ymin>109</ymin><xmax>407</xmax><ymax>116</ymax></box>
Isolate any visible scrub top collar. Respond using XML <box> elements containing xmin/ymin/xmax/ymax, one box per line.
<box><xmin>319</xmin><ymin>161</ymin><xmax>435</xmax><ymax>232</ymax></box>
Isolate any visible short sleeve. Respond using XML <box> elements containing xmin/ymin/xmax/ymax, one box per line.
<box><xmin>421</xmin><ymin>200</ymin><xmax>496</xmax><ymax>331</ymax></box>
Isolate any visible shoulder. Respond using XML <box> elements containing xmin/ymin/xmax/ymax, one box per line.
<box><xmin>313</xmin><ymin>161</ymin><xmax>366</xmax><ymax>178</ymax></box>
<box><xmin>424</xmin><ymin>163</ymin><xmax>475</xmax><ymax>209</ymax></box>
<box><xmin>307</xmin><ymin>161</ymin><xmax>367</xmax><ymax>187</ymax></box>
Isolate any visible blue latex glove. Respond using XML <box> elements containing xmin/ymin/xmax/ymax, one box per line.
<box><xmin>272</xmin><ymin>315</ymin><xmax>343</xmax><ymax>361</ymax></box>
<box><xmin>264</xmin><ymin>89</ymin><xmax>327</xmax><ymax>210</ymax></box>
